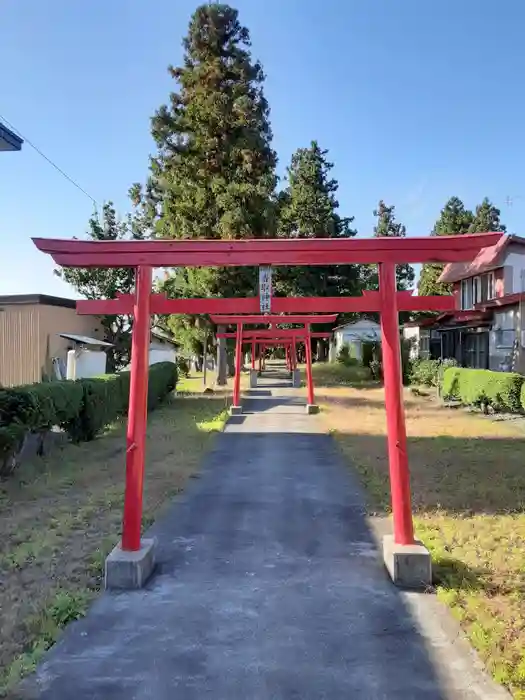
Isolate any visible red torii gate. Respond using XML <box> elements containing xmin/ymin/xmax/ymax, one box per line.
<box><xmin>33</xmin><ymin>233</ymin><xmax>501</xmax><ymax>589</ymax></box>
<box><xmin>211</xmin><ymin>313</ymin><xmax>337</xmax><ymax>411</ymax></box>
<box><xmin>216</xmin><ymin>329</ymin><xmax>334</xmax><ymax>407</ymax></box>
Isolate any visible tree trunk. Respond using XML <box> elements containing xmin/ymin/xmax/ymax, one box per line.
<box><xmin>216</xmin><ymin>325</ymin><xmax>227</xmax><ymax>385</ymax></box>
<box><xmin>316</xmin><ymin>339</ymin><xmax>327</xmax><ymax>362</ymax></box>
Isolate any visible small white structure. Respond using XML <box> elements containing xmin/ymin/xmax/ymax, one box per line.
<box><xmin>330</xmin><ymin>319</ymin><xmax>381</xmax><ymax>362</ymax></box>
<box><xmin>402</xmin><ymin>326</ymin><xmax>421</xmax><ymax>360</ymax></box>
<box><xmin>60</xmin><ymin>333</ymin><xmax>113</xmax><ymax>380</ymax></box>
<box><xmin>149</xmin><ymin>329</ymin><xmax>178</xmax><ymax>366</ymax></box>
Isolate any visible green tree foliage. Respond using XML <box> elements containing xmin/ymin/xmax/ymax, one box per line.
<box><xmin>131</xmin><ymin>3</ymin><xmax>277</xmax><ymax>355</ymax></box>
<box><xmin>418</xmin><ymin>196</ymin><xmax>474</xmax><ymax>297</ymax></box>
<box><xmin>273</xmin><ymin>141</ymin><xmax>361</xmax><ymax>356</ymax></box>
<box><xmin>368</xmin><ymin>200</ymin><xmax>415</xmax><ymax>291</ymax></box>
<box><xmin>55</xmin><ymin>203</ymin><xmax>145</xmax><ymax>371</ymax></box>
<box><xmin>274</xmin><ymin>142</ymin><xmax>359</xmax><ymax>298</ymax></box>
<box><xmin>468</xmin><ymin>197</ymin><xmax>506</xmax><ymax>234</ymax></box>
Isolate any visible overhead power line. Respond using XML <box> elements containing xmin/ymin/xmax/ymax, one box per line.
<box><xmin>0</xmin><ymin>112</ymin><xmax>99</xmax><ymax>207</ymax></box>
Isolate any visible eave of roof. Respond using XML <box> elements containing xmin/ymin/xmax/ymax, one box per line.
<box><xmin>438</xmin><ymin>234</ymin><xmax>525</xmax><ymax>284</ymax></box>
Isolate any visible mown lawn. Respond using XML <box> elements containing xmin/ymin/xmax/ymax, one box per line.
<box><xmin>315</xmin><ymin>371</ymin><xmax>525</xmax><ymax>699</ymax></box>
<box><xmin>0</xmin><ymin>392</ymin><xmax>229</xmax><ymax>697</ymax></box>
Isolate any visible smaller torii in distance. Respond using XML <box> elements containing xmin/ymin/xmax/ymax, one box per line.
<box><xmin>210</xmin><ymin>313</ymin><xmax>337</xmax><ymax>413</ymax></box>
<box><xmin>216</xmin><ymin>330</ymin><xmax>334</xmax><ymax>410</ymax></box>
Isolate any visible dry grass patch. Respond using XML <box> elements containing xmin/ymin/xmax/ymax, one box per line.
<box><xmin>0</xmin><ymin>393</ymin><xmax>229</xmax><ymax>697</ymax></box>
<box><xmin>320</xmin><ymin>384</ymin><xmax>525</xmax><ymax>699</ymax></box>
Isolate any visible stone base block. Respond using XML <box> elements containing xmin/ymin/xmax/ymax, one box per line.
<box><xmin>383</xmin><ymin>534</ymin><xmax>432</xmax><ymax>589</ymax></box>
<box><xmin>229</xmin><ymin>405</ymin><xmax>243</xmax><ymax>416</ymax></box>
<box><xmin>249</xmin><ymin>369</ymin><xmax>258</xmax><ymax>388</ymax></box>
<box><xmin>292</xmin><ymin>369</ymin><xmax>301</xmax><ymax>388</ymax></box>
<box><xmin>105</xmin><ymin>538</ymin><xmax>156</xmax><ymax>590</ymax></box>
<box><xmin>306</xmin><ymin>404</ymin><xmax>319</xmax><ymax>415</ymax></box>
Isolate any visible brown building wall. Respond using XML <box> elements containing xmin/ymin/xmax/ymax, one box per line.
<box><xmin>0</xmin><ymin>302</ymin><xmax>103</xmax><ymax>387</ymax></box>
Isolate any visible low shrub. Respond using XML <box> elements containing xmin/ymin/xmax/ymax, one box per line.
<box><xmin>65</xmin><ymin>361</ymin><xmax>177</xmax><ymax>442</ymax></box>
<box><xmin>410</xmin><ymin>359</ymin><xmax>441</xmax><ymax>387</ymax></box>
<box><xmin>176</xmin><ymin>356</ymin><xmax>190</xmax><ymax>378</ymax></box>
<box><xmin>0</xmin><ymin>362</ymin><xmax>178</xmax><ymax>474</ymax></box>
<box><xmin>442</xmin><ymin>367</ymin><xmax>524</xmax><ymax>413</ymax></box>
<box><xmin>361</xmin><ymin>341</ymin><xmax>376</xmax><ymax>368</ymax></box>
<box><xmin>337</xmin><ymin>343</ymin><xmax>359</xmax><ymax>367</ymax></box>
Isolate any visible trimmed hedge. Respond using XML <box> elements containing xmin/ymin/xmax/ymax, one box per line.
<box><xmin>0</xmin><ymin>361</ymin><xmax>177</xmax><ymax>475</ymax></box>
<box><xmin>442</xmin><ymin>367</ymin><xmax>524</xmax><ymax>413</ymax></box>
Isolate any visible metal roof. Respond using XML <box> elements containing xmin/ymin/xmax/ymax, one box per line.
<box><xmin>0</xmin><ymin>294</ymin><xmax>77</xmax><ymax>309</ymax></box>
<box><xmin>59</xmin><ymin>333</ymin><xmax>113</xmax><ymax>347</ymax></box>
<box><xmin>0</xmin><ymin>122</ymin><xmax>23</xmax><ymax>152</ymax></box>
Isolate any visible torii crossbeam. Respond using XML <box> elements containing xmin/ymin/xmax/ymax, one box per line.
<box><xmin>32</xmin><ymin>232</ymin><xmax>503</xmax><ymax>590</ymax></box>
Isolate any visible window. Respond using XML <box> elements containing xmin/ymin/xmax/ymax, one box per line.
<box><xmin>486</xmin><ymin>271</ymin><xmax>495</xmax><ymax>300</ymax></box>
<box><xmin>473</xmin><ymin>276</ymin><xmax>481</xmax><ymax>306</ymax></box>
<box><xmin>461</xmin><ymin>278</ymin><xmax>473</xmax><ymax>310</ymax></box>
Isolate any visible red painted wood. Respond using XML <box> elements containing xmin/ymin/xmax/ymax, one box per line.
<box><xmin>33</xmin><ymin>233</ymin><xmax>503</xmax><ymax>267</ymax></box>
<box><xmin>233</xmin><ymin>324</ymin><xmax>243</xmax><ymax>408</ymax></box>
<box><xmin>209</xmin><ymin>314</ymin><xmax>338</xmax><ymax>325</ymax></box>
<box><xmin>122</xmin><ymin>266</ymin><xmax>152</xmax><ymax>552</ymax></box>
<box><xmin>217</xmin><ymin>330</ymin><xmax>332</xmax><ymax>339</ymax></box>
<box><xmin>76</xmin><ymin>292</ymin><xmax>455</xmax><ymax>316</ymax></box>
<box><xmin>304</xmin><ymin>324</ymin><xmax>315</xmax><ymax>406</ymax></box>
<box><xmin>379</xmin><ymin>262</ymin><xmax>414</xmax><ymax>546</ymax></box>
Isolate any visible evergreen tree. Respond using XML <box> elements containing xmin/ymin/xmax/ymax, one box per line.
<box><xmin>273</xmin><ymin>142</ymin><xmax>361</xmax><ymax>356</ymax></box>
<box><xmin>274</xmin><ymin>141</ymin><xmax>359</xmax><ymax>298</ymax></box>
<box><xmin>132</xmin><ymin>4</ymin><xmax>277</xmax><ymax>371</ymax></box>
<box><xmin>468</xmin><ymin>197</ymin><xmax>506</xmax><ymax>234</ymax></box>
<box><xmin>369</xmin><ymin>200</ymin><xmax>415</xmax><ymax>291</ymax></box>
<box><xmin>55</xmin><ymin>203</ymin><xmax>146</xmax><ymax>371</ymax></box>
<box><xmin>418</xmin><ymin>196</ymin><xmax>473</xmax><ymax>297</ymax></box>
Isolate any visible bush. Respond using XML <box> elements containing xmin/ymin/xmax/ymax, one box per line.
<box><xmin>66</xmin><ymin>361</ymin><xmax>178</xmax><ymax>442</ymax></box>
<box><xmin>337</xmin><ymin>343</ymin><xmax>359</xmax><ymax>367</ymax></box>
<box><xmin>442</xmin><ymin>367</ymin><xmax>524</xmax><ymax>413</ymax></box>
<box><xmin>0</xmin><ymin>362</ymin><xmax>178</xmax><ymax>474</ymax></box>
<box><xmin>361</xmin><ymin>341</ymin><xmax>376</xmax><ymax>368</ymax></box>
<box><xmin>176</xmin><ymin>356</ymin><xmax>190</xmax><ymax>378</ymax></box>
<box><xmin>522</xmin><ymin>381</ymin><xmax>525</xmax><ymax>412</ymax></box>
<box><xmin>410</xmin><ymin>359</ymin><xmax>441</xmax><ymax>387</ymax></box>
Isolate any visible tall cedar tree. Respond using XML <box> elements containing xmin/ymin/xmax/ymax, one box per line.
<box><xmin>368</xmin><ymin>200</ymin><xmax>415</xmax><ymax>291</ymax></box>
<box><xmin>274</xmin><ymin>141</ymin><xmax>360</xmax><ymax>357</ymax></box>
<box><xmin>55</xmin><ymin>203</ymin><xmax>145</xmax><ymax>371</ymax></box>
<box><xmin>418</xmin><ymin>196</ymin><xmax>474</xmax><ymax>297</ymax></box>
<box><xmin>131</xmin><ymin>4</ymin><xmax>277</xmax><ymax>355</ymax></box>
<box><xmin>468</xmin><ymin>197</ymin><xmax>506</xmax><ymax>235</ymax></box>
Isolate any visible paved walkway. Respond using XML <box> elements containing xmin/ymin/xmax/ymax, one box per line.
<box><xmin>21</xmin><ymin>369</ymin><xmax>509</xmax><ymax>699</ymax></box>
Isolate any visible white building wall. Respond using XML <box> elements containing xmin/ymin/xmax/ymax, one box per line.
<box><xmin>333</xmin><ymin>320</ymin><xmax>381</xmax><ymax>361</ymax></box>
<box><xmin>502</xmin><ymin>249</ymin><xmax>525</xmax><ymax>293</ymax></box>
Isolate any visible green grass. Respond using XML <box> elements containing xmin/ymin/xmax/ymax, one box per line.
<box><xmin>0</xmin><ymin>394</ymin><xmax>228</xmax><ymax>697</ymax></box>
<box><xmin>320</xmin><ymin>383</ymin><xmax>525</xmax><ymax>699</ymax></box>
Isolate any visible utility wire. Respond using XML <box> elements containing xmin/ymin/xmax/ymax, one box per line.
<box><xmin>0</xmin><ymin>112</ymin><xmax>100</xmax><ymax>208</ymax></box>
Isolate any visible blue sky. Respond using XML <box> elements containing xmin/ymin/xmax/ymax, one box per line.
<box><xmin>1</xmin><ymin>0</ymin><xmax>524</xmax><ymax>297</ymax></box>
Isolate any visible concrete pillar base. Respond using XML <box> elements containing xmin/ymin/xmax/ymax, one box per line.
<box><xmin>105</xmin><ymin>538</ymin><xmax>156</xmax><ymax>590</ymax></box>
<box><xmin>229</xmin><ymin>405</ymin><xmax>243</xmax><ymax>416</ymax></box>
<box><xmin>306</xmin><ymin>404</ymin><xmax>319</xmax><ymax>415</ymax></box>
<box><xmin>382</xmin><ymin>534</ymin><xmax>432</xmax><ymax>589</ymax></box>
<box><xmin>249</xmin><ymin>369</ymin><xmax>258</xmax><ymax>388</ymax></box>
<box><xmin>292</xmin><ymin>369</ymin><xmax>301</xmax><ymax>388</ymax></box>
